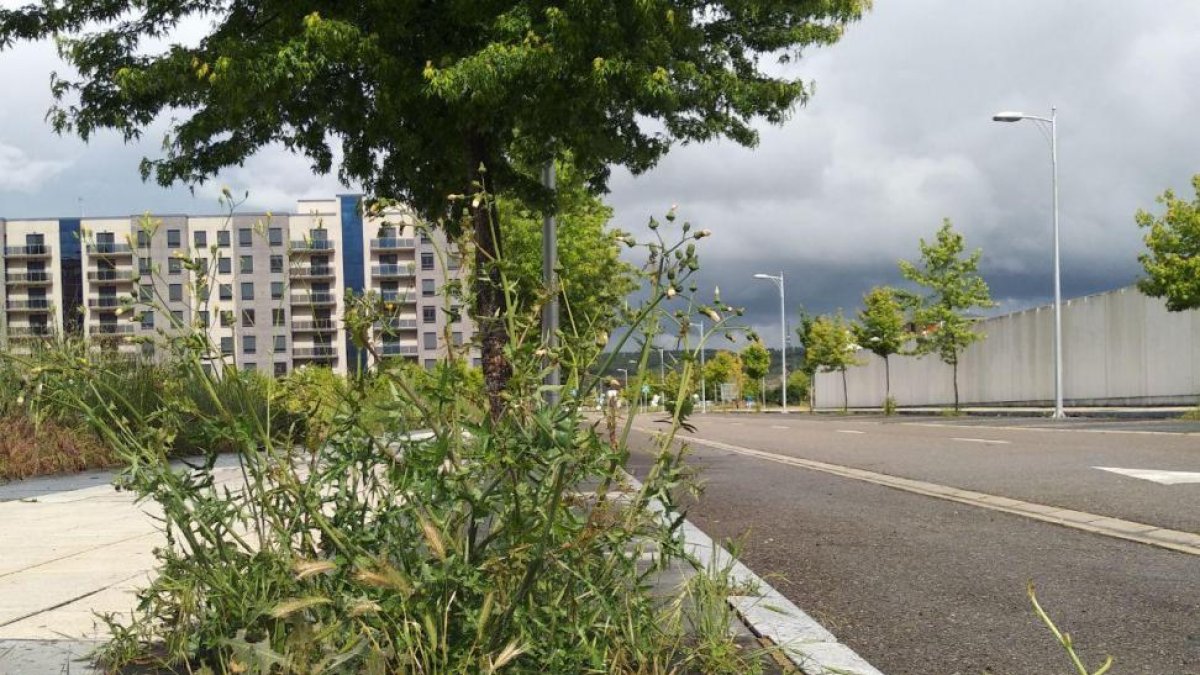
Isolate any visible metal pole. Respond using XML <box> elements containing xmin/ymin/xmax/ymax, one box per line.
<box><xmin>699</xmin><ymin>320</ymin><xmax>706</xmax><ymax>413</ymax></box>
<box><xmin>541</xmin><ymin>159</ymin><xmax>560</xmax><ymax>405</ymax></box>
<box><xmin>779</xmin><ymin>272</ymin><xmax>788</xmax><ymax>414</ymax></box>
<box><xmin>1050</xmin><ymin>108</ymin><xmax>1064</xmax><ymax>419</ymax></box>
<box><xmin>658</xmin><ymin>348</ymin><xmax>665</xmax><ymax>381</ymax></box>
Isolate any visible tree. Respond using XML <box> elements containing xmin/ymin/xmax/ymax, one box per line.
<box><xmin>499</xmin><ymin>159</ymin><xmax>637</xmax><ymax>367</ymax></box>
<box><xmin>804</xmin><ymin>313</ymin><xmax>861</xmax><ymax>412</ymax></box>
<box><xmin>0</xmin><ymin>1</ymin><xmax>868</xmax><ymax>416</ymax></box>
<box><xmin>899</xmin><ymin>219</ymin><xmax>995</xmax><ymax>411</ymax></box>
<box><xmin>795</xmin><ymin>309</ymin><xmax>818</xmax><ymax>411</ymax></box>
<box><xmin>852</xmin><ymin>286</ymin><xmax>907</xmax><ymax>403</ymax></box>
<box><xmin>703</xmin><ymin>351</ymin><xmax>743</xmax><ymax>407</ymax></box>
<box><xmin>740</xmin><ymin>340</ymin><xmax>771</xmax><ymax>408</ymax></box>
<box><xmin>1136</xmin><ymin>174</ymin><xmax>1200</xmax><ymax>312</ymax></box>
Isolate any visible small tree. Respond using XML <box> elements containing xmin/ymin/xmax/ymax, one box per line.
<box><xmin>852</xmin><ymin>286</ymin><xmax>907</xmax><ymax>407</ymax></box>
<box><xmin>1136</xmin><ymin>174</ymin><xmax>1200</xmax><ymax>312</ymax></box>
<box><xmin>796</xmin><ymin>309</ymin><xmax>818</xmax><ymax>412</ymax></box>
<box><xmin>740</xmin><ymin>340</ymin><xmax>771</xmax><ymax>408</ymax></box>
<box><xmin>899</xmin><ymin>219</ymin><xmax>995</xmax><ymax>411</ymax></box>
<box><xmin>703</xmin><ymin>351</ymin><xmax>744</xmax><ymax>407</ymax></box>
<box><xmin>805</xmin><ymin>313</ymin><xmax>861</xmax><ymax>412</ymax></box>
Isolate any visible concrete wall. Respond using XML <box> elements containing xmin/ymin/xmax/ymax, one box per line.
<box><xmin>814</xmin><ymin>286</ymin><xmax>1200</xmax><ymax>409</ymax></box>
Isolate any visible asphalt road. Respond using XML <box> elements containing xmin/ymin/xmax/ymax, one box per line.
<box><xmin>627</xmin><ymin>413</ymin><xmax>1200</xmax><ymax>674</ymax></box>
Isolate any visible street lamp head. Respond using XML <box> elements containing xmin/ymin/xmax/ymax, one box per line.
<box><xmin>992</xmin><ymin>111</ymin><xmax>1025</xmax><ymax>122</ymax></box>
<box><xmin>752</xmin><ymin>274</ymin><xmax>772</xmax><ymax>280</ymax></box>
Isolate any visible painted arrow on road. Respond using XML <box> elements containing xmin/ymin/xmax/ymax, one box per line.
<box><xmin>1094</xmin><ymin>467</ymin><xmax>1200</xmax><ymax>485</ymax></box>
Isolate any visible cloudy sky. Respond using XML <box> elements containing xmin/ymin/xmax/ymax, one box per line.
<box><xmin>2</xmin><ymin>1</ymin><xmax>1199</xmax><ymax>347</ymax></box>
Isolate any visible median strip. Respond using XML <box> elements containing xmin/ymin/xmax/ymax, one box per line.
<box><xmin>641</xmin><ymin>428</ymin><xmax>1200</xmax><ymax>557</ymax></box>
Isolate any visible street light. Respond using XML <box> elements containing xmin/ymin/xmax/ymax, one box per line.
<box><xmin>993</xmin><ymin>108</ymin><xmax>1065</xmax><ymax>419</ymax></box>
<box><xmin>617</xmin><ymin>368</ymin><xmax>629</xmax><ymax>388</ymax></box>
<box><xmin>691</xmin><ymin>320</ymin><xmax>707</xmax><ymax>413</ymax></box>
<box><xmin>752</xmin><ymin>272</ymin><xmax>788</xmax><ymax>414</ymax></box>
<box><xmin>656</xmin><ymin>347</ymin><xmax>666</xmax><ymax>381</ymax></box>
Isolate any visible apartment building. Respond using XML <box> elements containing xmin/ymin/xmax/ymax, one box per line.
<box><xmin>0</xmin><ymin>195</ymin><xmax>476</xmax><ymax>376</ymax></box>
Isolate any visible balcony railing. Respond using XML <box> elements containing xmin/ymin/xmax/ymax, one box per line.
<box><xmin>88</xmin><ymin>269</ymin><xmax>135</xmax><ymax>282</ymax></box>
<box><xmin>376</xmin><ymin>318</ymin><xmax>418</xmax><ymax>330</ymax></box>
<box><xmin>380</xmin><ymin>291</ymin><xmax>414</xmax><ymax>303</ymax></box>
<box><xmin>89</xmin><ymin>323</ymin><xmax>135</xmax><ymax>335</ymax></box>
<box><xmin>372</xmin><ymin>264</ymin><xmax>415</xmax><ymax>278</ymax></box>
<box><xmin>290</xmin><ymin>292</ymin><xmax>337</xmax><ymax>306</ymax></box>
<box><xmin>293</xmin><ymin>346</ymin><xmax>338</xmax><ymax>358</ymax></box>
<box><xmin>5</xmin><ymin>244</ymin><xmax>50</xmax><ymax>257</ymax></box>
<box><xmin>290</xmin><ymin>265</ymin><xmax>335</xmax><ymax>279</ymax></box>
<box><xmin>87</xmin><ymin>297</ymin><xmax>124</xmax><ymax>309</ymax></box>
<box><xmin>370</xmin><ymin>237</ymin><xmax>415</xmax><ymax>251</ymax></box>
<box><xmin>292</xmin><ymin>319</ymin><xmax>337</xmax><ymax>333</ymax></box>
<box><xmin>7</xmin><ymin>299</ymin><xmax>51</xmax><ymax>311</ymax></box>
<box><xmin>380</xmin><ymin>344</ymin><xmax>418</xmax><ymax>357</ymax></box>
<box><xmin>87</xmin><ymin>242</ymin><xmax>133</xmax><ymax>255</ymax></box>
<box><xmin>9</xmin><ymin>325</ymin><xmax>53</xmax><ymax>338</ymax></box>
<box><xmin>289</xmin><ymin>239</ymin><xmax>335</xmax><ymax>252</ymax></box>
<box><xmin>6</xmin><ymin>271</ymin><xmax>51</xmax><ymax>285</ymax></box>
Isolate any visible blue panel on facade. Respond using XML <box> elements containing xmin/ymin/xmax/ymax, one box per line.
<box><xmin>339</xmin><ymin>195</ymin><xmax>366</xmax><ymax>372</ymax></box>
<box><xmin>58</xmin><ymin>218</ymin><xmax>83</xmax><ymax>334</ymax></box>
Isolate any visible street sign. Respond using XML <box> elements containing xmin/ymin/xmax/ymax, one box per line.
<box><xmin>641</xmin><ymin>384</ymin><xmax>650</xmax><ymax>395</ymax></box>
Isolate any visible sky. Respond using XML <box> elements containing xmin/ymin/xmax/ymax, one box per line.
<box><xmin>1</xmin><ymin>1</ymin><xmax>1199</xmax><ymax>348</ymax></box>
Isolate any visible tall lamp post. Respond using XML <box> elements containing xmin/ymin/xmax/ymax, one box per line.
<box><xmin>617</xmin><ymin>368</ymin><xmax>629</xmax><ymax>388</ymax></box>
<box><xmin>692</xmin><ymin>320</ymin><xmax>707</xmax><ymax>413</ymax></box>
<box><xmin>752</xmin><ymin>272</ymin><xmax>788</xmax><ymax>414</ymax></box>
<box><xmin>993</xmin><ymin>108</ymin><xmax>1065</xmax><ymax>419</ymax></box>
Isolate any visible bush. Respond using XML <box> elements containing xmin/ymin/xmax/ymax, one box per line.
<box><xmin>0</xmin><ymin>414</ymin><xmax>115</xmax><ymax>481</ymax></box>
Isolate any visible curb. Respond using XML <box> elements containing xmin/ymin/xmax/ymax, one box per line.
<box><xmin>625</xmin><ymin>473</ymin><xmax>884</xmax><ymax>675</ymax></box>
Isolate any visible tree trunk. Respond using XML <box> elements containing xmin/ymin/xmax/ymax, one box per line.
<box><xmin>952</xmin><ymin>359</ymin><xmax>960</xmax><ymax>412</ymax></box>
<box><xmin>884</xmin><ymin>355</ymin><xmax>891</xmax><ymax>401</ymax></box>
<box><xmin>466</xmin><ymin>132</ymin><xmax>511</xmax><ymax>420</ymax></box>
<box><xmin>841</xmin><ymin>368</ymin><xmax>848</xmax><ymax>413</ymax></box>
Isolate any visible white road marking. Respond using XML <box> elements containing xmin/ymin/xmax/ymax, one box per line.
<box><xmin>1094</xmin><ymin>467</ymin><xmax>1200</xmax><ymax>485</ymax></box>
<box><xmin>770</xmin><ymin>425</ymin><xmax>790</xmax><ymax>430</ymax></box>
<box><xmin>903</xmin><ymin>421</ymin><xmax>1197</xmax><ymax>438</ymax></box>
<box><xmin>951</xmin><ymin>437</ymin><xmax>1011</xmax><ymax>445</ymax></box>
<box><xmin>835</xmin><ymin>429</ymin><xmax>865</xmax><ymax>434</ymax></box>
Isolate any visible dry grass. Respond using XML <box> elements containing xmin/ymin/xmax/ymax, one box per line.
<box><xmin>0</xmin><ymin>414</ymin><xmax>117</xmax><ymax>481</ymax></box>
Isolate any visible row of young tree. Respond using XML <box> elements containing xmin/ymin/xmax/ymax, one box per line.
<box><xmin>798</xmin><ymin>219</ymin><xmax>995</xmax><ymax>412</ymax></box>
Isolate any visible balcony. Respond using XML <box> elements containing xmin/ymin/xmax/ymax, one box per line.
<box><xmin>87</xmin><ymin>296</ymin><xmax>125</xmax><ymax>309</ymax></box>
<box><xmin>293</xmin><ymin>345</ymin><xmax>338</xmax><ymax>359</ymax></box>
<box><xmin>87</xmin><ymin>242</ymin><xmax>133</xmax><ymax>256</ymax></box>
<box><xmin>290</xmin><ymin>265</ymin><xmax>336</xmax><ymax>279</ymax></box>
<box><xmin>290</xmin><ymin>292</ymin><xmax>337</xmax><ymax>306</ymax></box>
<box><xmin>370</xmin><ymin>237</ymin><xmax>415</xmax><ymax>251</ymax></box>
<box><xmin>88</xmin><ymin>269</ymin><xmax>136</xmax><ymax>282</ymax></box>
<box><xmin>9</xmin><ymin>325</ymin><xmax>53</xmax><ymax>338</ymax></box>
<box><xmin>7</xmin><ymin>299</ymin><xmax>51</xmax><ymax>311</ymax></box>
<box><xmin>380</xmin><ymin>291</ymin><xmax>414</xmax><ymax>304</ymax></box>
<box><xmin>292</xmin><ymin>319</ymin><xmax>337</xmax><ymax>333</ymax></box>
<box><xmin>89</xmin><ymin>323</ymin><xmax>135</xmax><ymax>336</ymax></box>
<box><xmin>376</xmin><ymin>318</ymin><xmax>418</xmax><ymax>330</ymax></box>
<box><xmin>372</xmin><ymin>264</ymin><xmax>415</xmax><ymax>279</ymax></box>
<box><xmin>6</xmin><ymin>271</ymin><xmax>51</xmax><ymax>285</ymax></box>
<box><xmin>380</xmin><ymin>344</ymin><xmax>418</xmax><ymax>357</ymax></box>
<box><xmin>289</xmin><ymin>239</ymin><xmax>335</xmax><ymax>252</ymax></box>
<box><xmin>5</xmin><ymin>244</ymin><xmax>51</xmax><ymax>258</ymax></box>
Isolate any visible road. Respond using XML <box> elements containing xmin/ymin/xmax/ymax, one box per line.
<box><xmin>627</xmin><ymin>413</ymin><xmax>1200</xmax><ymax>674</ymax></box>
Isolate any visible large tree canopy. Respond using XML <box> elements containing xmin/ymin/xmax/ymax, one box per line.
<box><xmin>1136</xmin><ymin>174</ymin><xmax>1200</xmax><ymax>313</ymax></box>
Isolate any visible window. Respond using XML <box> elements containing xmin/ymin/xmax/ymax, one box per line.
<box><xmin>310</xmin><ymin>228</ymin><xmax>327</xmax><ymax>241</ymax></box>
<box><xmin>452</xmin><ymin>331</ymin><xmax>464</xmax><ymax>347</ymax></box>
<box><xmin>168</xmin><ymin>258</ymin><xmax>183</xmax><ymax>275</ymax></box>
<box><xmin>220</xmin><ymin>337</ymin><xmax>233</xmax><ymax>355</ymax></box>
<box><xmin>421</xmin><ymin>279</ymin><xmax>435</xmax><ymax>297</ymax></box>
<box><xmin>141</xmin><ymin>341</ymin><xmax>155</xmax><ymax>359</ymax></box>
<box><xmin>240</xmin><ymin>255</ymin><xmax>254</xmax><ymax>274</ymax></box>
<box><xmin>243</xmin><ymin>335</ymin><xmax>256</xmax><ymax>354</ymax></box>
<box><xmin>270</xmin><ymin>281</ymin><xmax>284</xmax><ymax>300</ymax></box>
<box><xmin>138</xmin><ymin>257</ymin><xmax>152</xmax><ymax>274</ymax></box>
<box><xmin>242</xmin><ymin>363</ymin><xmax>257</xmax><ymax>373</ymax></box>
<box><xmin>218</xmin><ymin>257</ymin><xmax>232</xmax><ymax>274</ymax></box>
<box><xmin>450</xmin><ymin>305</ymin><xmax>462</xmax><ymax>323</ymax></box>
<box><xmin>241</xmin><ymin>309</ymin><xmax>255</xmax><ymax>327</ymax></box>
<box><xmin>423</xmin><ymin>332</ymin><xmax>437</xmax><ymax>349</ymax></box>
<box><xmin>171</xmin><ymin>310</ymin><xmax>184</xmax><ymax>324</ymax></box>
<box><xmin>422</xmin><ymin>306</ymin><xmax>436</xmax><ymax>324</ymax></box>
<box><xmin>167</xmin><ymin>229</ymin><xmax>181</xmax><ymax>248</ymax></box>
<box><xmin>241</xmin><ymin>282</ymin><xmax>255</xmax><ymax>301</ymax></box>
<box><xmin>424</xmin><ymin>359</ymin><xmax>436</xmax><ymax>371</ymax></box>
<box><xmin>420</xmin><ymin>232</ymin><xmax>431</xmax><ymax>244</ymax></box>
<box><xmin>139</xmin><ymin>285</ymin><xmax>154</xmax><ymax>302</ymax></box>
<box><xmin>97</xmin><ymin>232</ymin><xmax>114</xmax><ymax>244</ymax></box>
<box><xmin>268</xmin><ymin>227</ymin><xmax>283</xmax><ymax>246</ymax></box>
<box><xmin>140</xmin><ymin>311</ymin><xmax>154</xmax><ymax>329</ymax></box>
<box><xmin>194</xmin><ymin>257</ymin><xmax>208</xmax><ymax>275</ymax></box>
<box><xmin>220</xmin><ymin>311</ymin><xmax>233</xmax><ymax>327</ymax></box>
<box><xmin>137</xmin><ymin>230</ymin><xmax>151</xmax><ymax>248</ymax></box>
<box><xmin>198</xmin><ymin>310</ymin><xmax>210</xmax><ymax>328</ymax></box>
<box><xmin>273</xmin><ymin>362</ymin><xmax>288</xmax><ymax>377</ymax></box>
<box><xmin>238</xmin><ymin>228</ymin><xmax>253</xmax><ymax>247</ymax></box>
<box><xmin>169</xmin><ymin>283</ymin><xmax>183</xmax><ymax>302</ymax></box>
<box><xmin>272</xmin><ymin>308</ymin><xmax>286</xmax><ymax>327</ymax></box>
<box><xmin>219</xmin><ymin>284</ymin><xmax>233</xmax><ymax>301</ymax></box>
<box><xmin>217</xmin><ymin>230</ymin><xmax>230</xmax><ymax>248</ymax></box>
<box><xmin>270</xmin><ymin>254</ymin><xmax>284</xmax><ymax>274</ymax></box>
<box><xmin>193</xmin><ymin>230</ymin><xmax>207</xmax><ymax>248</ymax></box>
<box><xmin>447</xmin><ymin>254</ymin><xmax>461</xmax><ymax>271</ymax></box>
<box><xmin>421</xmin><ymin>252</ymin><xmax>435</xmax><ymax>271</ymax></box>
<box><xmin>273</xmin><ymin>335</ymin><xmax>286</xmax><ymax>352</ymax></box>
